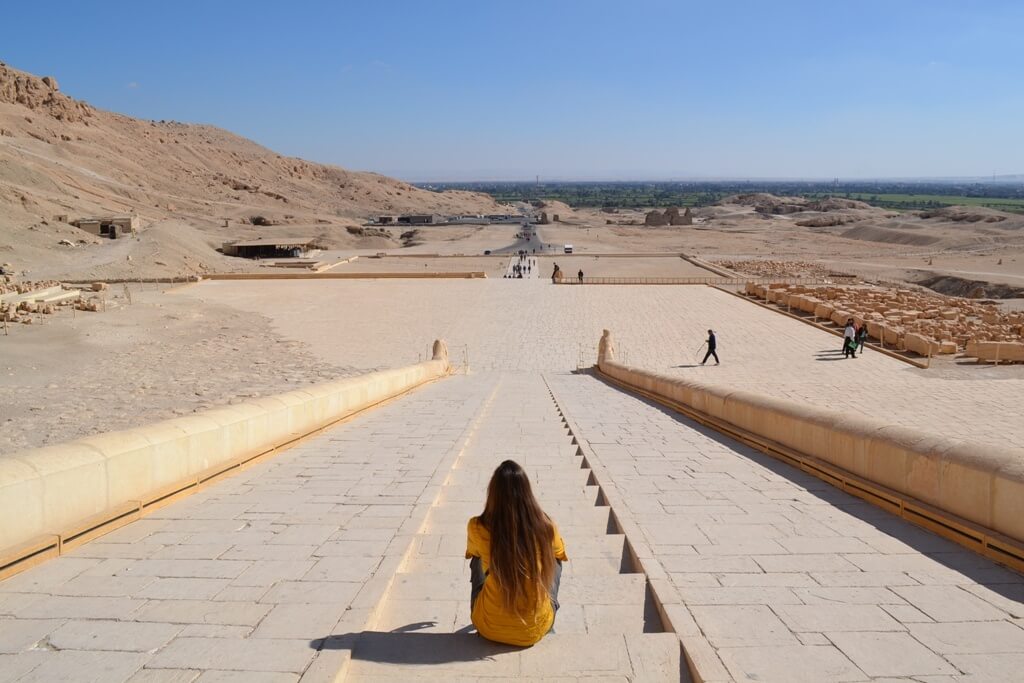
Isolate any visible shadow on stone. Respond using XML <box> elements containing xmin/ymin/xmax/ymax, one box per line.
<box><xmin>316</xmin><ymin>626</ymin><xmax>523</xmax><ymax>664</ymax></box>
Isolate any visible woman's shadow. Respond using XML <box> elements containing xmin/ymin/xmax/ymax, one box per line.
<box><xmin>315</xmin><ymin>621</ymin><xmax>522</xmax><ymax>665</ymax></box>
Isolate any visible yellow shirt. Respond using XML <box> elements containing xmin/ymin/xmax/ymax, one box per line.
<box><xmin>465</xmin><ymin>516</ymin><xmax>568</xmax><ymax>647</ymax></box>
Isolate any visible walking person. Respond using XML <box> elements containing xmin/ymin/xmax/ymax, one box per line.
<box><xmin>843</xmin><ymin>319</ymin><xmax>857</xmax><ymax>359</ymax></box>
<box><xmin>466</xmin><ymin>460</ymin><xmax>568</xmax><ymax>646</ymax></box>
<box><xmin>577</xmin><ymin>269</ymin><xmax>584</xmax><ymax>283</ymax></box>
<box><xmin>701</xmin><ymin>329</ymin><xmax>720</xmax><ymax>365</ymax></box>
<box><xmin>856</xmin><ymin>324</ymin><xmax>868</xmax><ymax>353</ymax></box>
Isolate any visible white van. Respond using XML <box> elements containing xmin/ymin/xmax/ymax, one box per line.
<box><xmin>563</xmin><ymin>244</ymin><xmax>574</xmax><ymax>254</ymax></box>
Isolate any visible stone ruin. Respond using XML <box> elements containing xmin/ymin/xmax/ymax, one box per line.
<box><xmin>718</xmin><ymin>259</ymin><xmax>848</xmax><ymax>279</ymax></box>
<box><xmin>744</xmin><ymin>282</ymin><xmax>1024</xmax><ymax>362</ymax></box>
<box><xmin>1</xmin><ymin>278</ymin><xmax>106</xmax><ymax>325</ymax></box>
<box><xmin>645</xmin><ymin>207</ymin><xmax>693</xmax><ymax>226</ymax></box>
<box><xmin>644</xmin><ymin>210</ymin><xmax>669</xmax><ymax>226</ymax></box>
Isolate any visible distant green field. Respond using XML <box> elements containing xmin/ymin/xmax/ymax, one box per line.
<box><xmin>808</xmin><ymin>192</ymin><xmax>1024</xmax><ymax>213</ymax></box>
<box><xmin>428</xmin><ymin>182</ymin><xmax>1024</xmax><ymax>214</ymax></box>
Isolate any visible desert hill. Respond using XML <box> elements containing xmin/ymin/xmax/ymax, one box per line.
<box><xmin>708</xmin><ymin>193</ymin><xmax>1024</xmax><ymax>251</ymax></box>
<box><xmin>0</xmin><ymin>62</ymin><xmax>503</xmax><ymax>277</ymax></box>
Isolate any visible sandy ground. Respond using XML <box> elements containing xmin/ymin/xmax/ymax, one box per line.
<box><xmin>0</xmin><ymin>285</ymin><xmax>351</xmax><ymax>454</ymax></box>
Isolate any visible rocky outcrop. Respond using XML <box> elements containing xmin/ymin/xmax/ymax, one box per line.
<box><xmin>0</xmin><ymin>63</ymin><xmax>92</xmax><ymax>123</ymax></box>
<box><xmin>919</xmin><ymin>206</ymin><xmax>1008</xmax><ymax>223</ymax></box>
<box><xmin>796</xmin><ymin>214</ymin><xmax>857</xmax><ymax>227</ymax></box>
<box><xmin>807</xmin><ymin>197</ymin><xmax>873</xmax><ymax>211</ymax></box>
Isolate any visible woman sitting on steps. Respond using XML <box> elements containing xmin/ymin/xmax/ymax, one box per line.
<box><xmin>466</xmin><ymin>460</ymin><xmax>569</xmax><ymax>646</ymax></box>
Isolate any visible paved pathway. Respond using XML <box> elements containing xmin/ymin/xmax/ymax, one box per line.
<box><xmin>0</xmin><ymin>377</ymin><xmax>491</xmax><ymax>682</ymax></box>
<box><xmin>9</xmin><ymin>264</ymin><xmax>1024</xmax><ymax>683</ymax></box>
<box><xmin>344</xmin><ymin>374</ymin><xmax>678</xmax><ymax>681</ymax></box>
<box><xmin>549</xmin><ymin>373</ymin><xmax>1024</xmax><ymax>682</ymax></box>
<box><xmin>502</xmin><ymin>255</ymin><xmax>539</xmax><ymax>279</ymax></box>
<box><xmin>2</xmin><ymin>368</ymin><xmax>1023</xmax><ymax>681</ymax></box>
<box><xmin>183</xmin><ymin>280</ymin><xmax>1024</xmax><ymax>449</ymax></box>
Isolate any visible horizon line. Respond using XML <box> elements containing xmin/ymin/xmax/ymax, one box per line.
<box><xmin>404</xmin><ymin>175</ymin><xmax>1024</xmax><ymax>185</ymax></box>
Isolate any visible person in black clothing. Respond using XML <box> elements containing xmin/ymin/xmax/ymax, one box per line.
<box><xmin>577</xmin><ymin>269</ymin><xmax>584</xmax><ymax>283</ymax></box>
<box><xmin>701</xmin><ymin>329</ymin><xmax>719</xmax><ymax>365</ymax></box>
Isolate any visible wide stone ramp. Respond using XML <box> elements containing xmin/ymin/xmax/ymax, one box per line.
<box><xmin>344</xmin><ymin>373</ymin><xmax>680</xmax><ymax>681</ymax></box>
<box><xmin>0</xmin><ymin>376</ymin><xmax>494</xmax><ymax>682</ymax></box>
<box><xmin>549</xmin><ymin>373</ymin><xmax>1024</xmax><ymax>683</ymax></box>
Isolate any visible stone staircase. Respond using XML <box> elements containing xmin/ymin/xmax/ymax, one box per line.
<box><xmin>343</xmin><ymin>373</ymin><xmax>680</xmax><ymax>681</ymax></box>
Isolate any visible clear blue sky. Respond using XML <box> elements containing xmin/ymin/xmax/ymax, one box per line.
<box><xmin>4</xmin><ymin>1</ymin><xmax>1022</xmax><ymax>181</ymax></box>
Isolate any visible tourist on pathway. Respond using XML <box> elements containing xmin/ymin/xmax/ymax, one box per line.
<box><xmin>843</xmin><ymin>319</ymin><xmax>857</xmax><ymax>358</ymax></box>
<box><xmin>856</xmin><ymin>324</ymin><xmax>868</xmax><ymax>353</ymax></box>
<box><xmin>701</xmin><ymin>329</ymin><xmax>720</xmax><ymax>365</ymax></box>
<box><xmin>466</xmin><ymin>460</ymin><xmax>568</xmax><ymax>646</ymax></box>
<box><xmin>578</xmin><ymin>269</ymin><xmax>584</xmax><ymax>283</ymax></box>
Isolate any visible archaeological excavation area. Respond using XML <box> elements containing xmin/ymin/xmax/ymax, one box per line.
<box><xmin>1</xmin><ymin>277</ymin><xmax>1024</xmax><ymax>683</ymax></box>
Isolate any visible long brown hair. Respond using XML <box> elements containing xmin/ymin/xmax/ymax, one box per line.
<box><xmin>479</xmin><ymin>460</ymin><xmax>556</xmax><ymax>614</ymax></box>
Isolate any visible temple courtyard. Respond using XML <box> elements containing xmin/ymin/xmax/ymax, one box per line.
<box><xmin>1</xmin><ymin>278</ymin><xmax>1023</xmax><ymax>682</ymax></box>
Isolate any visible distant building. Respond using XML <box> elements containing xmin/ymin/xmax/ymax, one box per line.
<box><xmin>222</xmin><ymin>237</ymin><xmax>317</xmax><ymax>259</ymax></box>
<box><xmin>397</xmin><ymin>214</ymin><xmax>439</xmax><ymax>225</ymax></box>
<box><xmin>72</xmin><ymin>215</ymin><xmax>139</xmax><ymax>239</ymax></box>
<box><xmin>375</xmin><ymin>214</ymin><xmax>439</xmax><ymax>225</ymax></box>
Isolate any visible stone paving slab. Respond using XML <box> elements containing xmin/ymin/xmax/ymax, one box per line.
<box><xmin>0</xmin><ymin>376</ymin><xmax>494</xmax><ymax>682</ymax></box>
<box><xmin>184</xmin><ymin>280</ymin><xmax>1024</xmax><ymax>450</ymax></box>
<box><xmin>549</xmin><ymin>372</ymin><xmax>1024</xmax><ymax>683</ymax></box>
<box><xmin>344</xmin><ymin>374</ymin><xmax>679</xmax><ymax>681</ymax></box>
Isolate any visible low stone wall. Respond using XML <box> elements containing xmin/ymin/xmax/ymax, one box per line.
<box><xmin>0</xmin><ymin>341</ymin><xmax>451</xmax><ymax>558</ymax></box>
<box><xmin>204</xmin><ymin>272</ymin><xmax>486</xmax><ymax>281</ymax></box>
<box><xmin>595</xmin><ymin>331</ymin><xmax>1024</xmax><ymax>548</ymax></box>
<box><xmin>966</xmin><ymin>340</ymin><xmax>1024</xmax><ymax>363</ymax></box>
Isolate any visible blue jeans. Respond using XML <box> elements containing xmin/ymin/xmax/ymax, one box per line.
<box><xmin>469</xmin><ymin>557</ymin><xmax>562</xmax><ymax>620</ymax></box>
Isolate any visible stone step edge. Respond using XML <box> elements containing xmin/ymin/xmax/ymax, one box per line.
<box><xmin>544</xmin><ymin>374</ymin><xmax>718</xmax><ymax>683</ymax></box>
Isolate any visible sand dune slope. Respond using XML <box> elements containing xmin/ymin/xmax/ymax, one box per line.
<box><xmin>0</xmin><ymin>62</ymin><xmax>502</xmax><ymax>276</ymax></box>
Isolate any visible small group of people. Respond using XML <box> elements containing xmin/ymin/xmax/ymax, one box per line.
<box><xmin>505</xmin><ymin>252</ymin><xmax>533</xmax><ymax>279</ymax></box>
<box><xmin>842</xmin><ymin>318</ymin><xmax>869</xmax><ymax>358</ymax></box>
<box><xmin>508</xmin><ymin>262</ymin><xmax>530</xmax><ymax>278</ymax></box>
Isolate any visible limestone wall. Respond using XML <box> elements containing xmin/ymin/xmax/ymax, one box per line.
<box><xmin>596</xmin><ymin>331</ymin><xmax>1024</xmax><ymax>547</ymax></box>
<box><xmin>0</xmin><ymin>343</ymin><xmax>451</xmax><ymax>556</ymax></box>
<box><xmin>966</xmin><ymin>340</ymin><xmax>1024</xmax><ymax>363</ymax></box>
